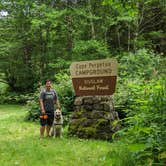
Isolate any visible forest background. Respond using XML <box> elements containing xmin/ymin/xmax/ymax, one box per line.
<box><xmin>0</xmin><ymin>0</ymin><xmax>165</xmax><ymax>165</ymax></box>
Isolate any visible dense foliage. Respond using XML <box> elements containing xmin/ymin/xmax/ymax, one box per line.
<box><xmin>0</xmin><ymin>0</ymin><xmax>166</xmax><ymax>165</ymax></box>
<box><xmin>0</xmin><ymin>0</ymin><xmax>165</xmax><ymax>91</ymax></box>
<box><xmin>112</xmin><ymin>78</ymin><xmax>166</xmax><ymax>165</ymax></box>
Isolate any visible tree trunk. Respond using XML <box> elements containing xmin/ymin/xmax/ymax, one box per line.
<box><xmin>88</xmin><ymin>0</ymin><xmax>95</xmax><ymax>39</ymax></box>
<box><xmin>117</xmin><ymin>29</ymin><xmax>121</xmax><ymax>49</ymax></box>
<box><xmin>39</xmin><ymin>26</ymin><xmax>44</xmax><ymax>80</ymax></box>
<box><xmin>133</xmin><ymin>2</ymin><xmax>144</xmax><ymax>52</ymax></box>
<box><xmin>66</xmin><ymin>15</ymin><xmax>73</xmax><ymax>55</ymax></box>
<box><xmin>128</xmin><ymin>23</ymin><xmax>130</xmax><ymax>52</ymax></box>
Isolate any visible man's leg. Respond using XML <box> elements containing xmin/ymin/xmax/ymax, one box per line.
<box><xmin>40</xmin><ymin>126</ymin><xmax>45</xmax><ymax>138</ymax></box>
<box><xmin>46</xmin><ymin>125</ymin><xmax>51</xmax><ymax>137</ymax></box>
<box><xmin>40</xmin><ymin>117</ymin><xmax>46</xmax><ymax>138</ymax></box>
<box><xmin>46</xmin><ymin>112</ymin><xmax>54</xmax><ymax>137</ymax></box>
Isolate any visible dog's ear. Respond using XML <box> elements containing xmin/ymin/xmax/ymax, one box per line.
<box><xmin>56</xmin><ymin>108</ymin><xmax>61</xmax><ymax>112</ymax></box>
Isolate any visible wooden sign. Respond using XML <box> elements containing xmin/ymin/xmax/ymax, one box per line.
<box><xmin>70</xmin><ymin>58</ymin><xmax>118</xmax><ymax>96</ymax></box>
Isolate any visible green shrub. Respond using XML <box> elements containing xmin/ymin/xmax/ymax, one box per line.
<box><xmin>24</xmin><ymin>87</ymin><xmax>41</xmax><ymax>121</ymax></box>
<box><xmin>114</xmin><ymin>49</ymin><xmax>164</xmax><ymax>119</ymax></box>
<box><xmin>0</xmin><ymin>91</ymin><xmax>34</xmax><ymax>104</ymax></box>
<box><xmin>53</xmin><ymin>72</ymin><xmax>75</xmax><ymax>125</ymax></box>
<box><xmin>113</xmin><ymin>78</ymin><xmax>166</xmax><ymax>165</ymax></box>
<box><xmin>0</xmin><ymin>82</ymin><xmax>8</xmax><ymax>94</ymax></box>
<box><xmin>117</xmin><ymin>49</ymin><xmax>162</xmax><ymax>80</ymax></box>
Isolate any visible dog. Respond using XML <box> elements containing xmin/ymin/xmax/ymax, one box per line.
<box><xmin>50</xmin><ymin>109</ymin><xmax>63</xmax><ymax>138</ymax></box>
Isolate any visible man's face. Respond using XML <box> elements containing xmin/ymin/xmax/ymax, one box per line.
<box><xmin>46</xmin><ymin>81</ymin><xmax>51</xmax><ymax>90</ymax></box>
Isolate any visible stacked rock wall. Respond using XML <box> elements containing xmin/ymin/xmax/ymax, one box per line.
<box><xmin>68</xmin><ymin>96</ymin><xmax>120</xmax><ymax>140</ymax></box>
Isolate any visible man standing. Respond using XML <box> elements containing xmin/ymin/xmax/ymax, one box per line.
<box><xmin>39</xmin><ymin>80</ymin><xmax>61</xmax><ymax>138</ymax></box>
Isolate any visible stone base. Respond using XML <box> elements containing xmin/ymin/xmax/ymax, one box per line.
<box><xmin>68</xmin><ymin>96</ymin><xmax>120</xmax><ymax>140</ymax></box>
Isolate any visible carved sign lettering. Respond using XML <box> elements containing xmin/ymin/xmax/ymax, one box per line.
<box><xmin>70</xmin><ymin>59</ymin><xmax>118</xmax><ymax>96</ymax></box>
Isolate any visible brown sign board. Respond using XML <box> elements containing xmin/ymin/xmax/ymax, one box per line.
<box><xmin>70</xmin><ymin>59</ymin><xmax>118</xmax><ymax>96</ymax></box>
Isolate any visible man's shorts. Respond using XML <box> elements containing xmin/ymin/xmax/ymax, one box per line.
<box><xmin>40</xmin><ymin>112</ymin><xmax>54</xmax><ymax>126</ymax></box>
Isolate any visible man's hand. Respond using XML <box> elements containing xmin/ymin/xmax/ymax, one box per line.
<box><xmin>41</xmin><ymin>109</ymin><xmax>45</xmax><ymax>114</ymax></box>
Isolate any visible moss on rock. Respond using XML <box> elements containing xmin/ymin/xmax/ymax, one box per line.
<box><xmin>68</xmin><ymin>96</ymin><xmax>120</xmax><ymax>140</ymax></box>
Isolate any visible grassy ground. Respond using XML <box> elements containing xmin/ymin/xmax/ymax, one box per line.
<box><xmin>0</xmin><ymin>105</ymin><xmax>113</xmax><ymax>166</ymax></box>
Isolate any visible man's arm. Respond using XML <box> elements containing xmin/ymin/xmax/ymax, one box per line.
<box><xmin>40</xmin><ymin>99</ymin><xmax>45</xmax><ymax>114</ymax></box>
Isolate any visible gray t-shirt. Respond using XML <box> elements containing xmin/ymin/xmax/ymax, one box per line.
<box><xmin>40</xmin><ymin>89</ymin><xmax>58</xmax><ymax>113</ymax></box>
